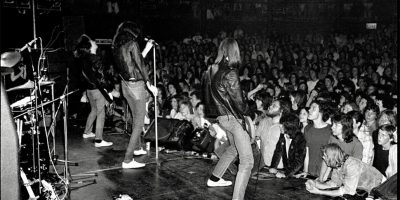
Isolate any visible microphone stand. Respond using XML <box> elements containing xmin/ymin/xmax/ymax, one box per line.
<box><xmin>58</xmin><ymin>88</ymin><xmax>97</xmax><ymax>198</ymax></box>
<box><xmin>152</xmin><ymin>45</ymin><xmax>159</xmax><ymax>165</ymax></box>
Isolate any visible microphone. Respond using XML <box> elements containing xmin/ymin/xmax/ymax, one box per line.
<box><xmin>144</xmin><ymin>37</ymin><xmax>159</xmax><ymax>46</ymax></box>
<box><xmin>20</xmin><ymin>38</ymin><xmax>38</xmax><ymax>52</ymax></box>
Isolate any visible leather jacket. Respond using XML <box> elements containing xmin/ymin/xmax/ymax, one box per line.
<box><xmin>270</xmin><ymin>132</ymin><xmax>307</xmax><ymax>177</ymax></box>
<box><xmin>202</xmin><ymin>61</ymin><xmax>248</xmax><ymax>126</ymax></box>
<box><xmin>113</xmin><ymin>40</ymin><xmax>148</xmax><ymax>82</ymax></box>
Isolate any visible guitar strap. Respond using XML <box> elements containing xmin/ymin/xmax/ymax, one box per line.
<box><xmin>82</xmin><ymin>70</ymin><xmax>112</xmax><ymax>103</ymax></box>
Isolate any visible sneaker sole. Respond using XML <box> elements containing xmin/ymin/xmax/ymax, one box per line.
<box><xmin>122</xmin><ymin>164</ymin><xmax>146</xmax><ymax>169</ymax></box>
<box><xmin>95</xmin><ymin>144</ymin><xmax>113</xmax><ymax>147</ymax></box>
<box><xmin>206</xmin><ymin>181</ymin><xmax>232</xmax><ymax>187</ymax></box>
<box><xmin>133</xmin><ymin>152</ymin><xmax>147</xmax><ymax>156</ymax></box>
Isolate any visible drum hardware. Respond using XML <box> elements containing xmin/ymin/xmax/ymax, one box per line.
<box><xmin>1</xmin><ymin>51</ymin><xmax>22</xmax><ymax>68</ymax></box>
<box><xmin>11</xmin><ymin>38</ymin><xmax>53</xmax><ymax>198</ymax></box>
<box><xmin>4</xmin><ymin>39</ymin><xmax>66</xmax><ymax>199</ymax></box>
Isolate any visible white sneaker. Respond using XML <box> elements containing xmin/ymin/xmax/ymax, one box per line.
<box><xmin>207</xmin><ymin>178</ymin><xmax>232</xmax><ymax>187</ymax></box>
<box><xmin>133</xmin><ymin>148</ymin><xmax>147</xmax><ymax>156</ymax></box>
<box><xmin>94</xmin><ymin>140</ymin><xmax>113</xmax><ymax>147</ymax></box>
<box><xmin>83</xmin><ymin>132</ymin><xmax>95</xmax><ymax>138</ymax></box>
<box><xmin>122</xmin><ymin>159</ymin><xmax>146</xmax><ymax>169</ymax></box>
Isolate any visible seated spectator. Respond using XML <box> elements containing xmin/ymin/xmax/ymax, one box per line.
<box><xmin>269</xmin><ymin>113</ymin><xmax>307</xmax><ymax>178</ymax></box>
<box><xmin>257</xmin><ymin>98</ymin><xmax>292</xmax><ymax>167</ymax></box>
<box><xmin>319</xmin><ymin>113</ymin><xmax>363</xmax><ymax>182</ymax></box>
<box><xmin>305</xmin><ymin>143</ymin><xmax>385</xmax><ymax>197</ymax></box>
<box><xmin>173</xmin><ymin>100</ymin><xmax>194</xmax><ymax>121</ymax></box>
<box><xmin>371</xmin><ymin>109</ymin><xmax>396</xmax><ymax>150</ymax></box>
<box><xmin>385</xmin><ymin>127</ymin><xmax>397</xmax><ymax>178</ymax></box>
<box><xmin>191</xmin><ymin>102</ymin><xmax>210</xmax><ymax>129</ymax></box>
<box><xmin>349</xmin><ymin>111</ymin><xmax>374</xmax><ymax>165</ymax></box>
<box><xmin>373</xmin><ymin>124</ymin><xmax>396</xmax><ymax>176</ymax></box>
<box><xmin>363</xmin><ymin>103</ymin><xmax>380</xmax><ymax>142</ymax></box>
<box><xmin>164</xmin><ymin>82</ymin><xmax>180</xmax><ymax>111</ymax></box>
<box><xmin>189</xmin><ymin>90</ymin><xmax>201</xmax><ymax>114</ymax></box>
<box><xmin>166</xmin><ymin>95</ymin><xmax>180</xmax><ymax>119</ymax></box>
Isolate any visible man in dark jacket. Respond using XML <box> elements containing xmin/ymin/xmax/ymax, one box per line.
<box><xmin>204</xmin><ymin>38</ymin><xmax>252</xmax><ymax>200</ymax></box>
<box><xmin>77</xmin><ymin>34</ymin><xmax>113</xmax><ymax>147</ymax></box>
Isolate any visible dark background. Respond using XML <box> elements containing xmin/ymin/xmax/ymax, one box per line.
<box><xmin>1</xmin><ymin>0</ymin><xmax>397</xmax><ymax>51</ymax></box>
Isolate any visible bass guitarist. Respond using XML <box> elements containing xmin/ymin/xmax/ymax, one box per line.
<box><xmin>77</xmin><ymin>34</ymin><xmax>113</xmax><ymax>147</ymax></box>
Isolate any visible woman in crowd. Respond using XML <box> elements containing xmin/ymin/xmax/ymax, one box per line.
<box><xmin>299</xmin><ymin>108</ymin><xmax>310</xmax><ymax>134</ymax></box>
<box><xmin>173</xmin><ymin>100</ymin><xmax>194</xmax><ymax>121</ymax></box>
<box><xmin>166</xmin><ymin>95</ymin><xmax>180</xmax><ymax>119</ymax></box>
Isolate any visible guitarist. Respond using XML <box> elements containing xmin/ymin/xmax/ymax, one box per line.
<box><xmin>76</xmin><ymin>34</ymin><xmax>113</xmax><ymax>147</ymax></box>
<box><xmin>203</xmin><ymin>38</ymin><xmax>252</xmax><ymax>200</ymax></box>
<box><xmin>112</xmin><ymin>21</ymin><xmax>157</xmax><ymax>169</ymax></box>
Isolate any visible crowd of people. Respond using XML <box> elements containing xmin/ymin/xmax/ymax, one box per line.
<box><xmin>74</xmin><ymin>22</ymin><xmax>397</xmax><ymax>199</ymax></box>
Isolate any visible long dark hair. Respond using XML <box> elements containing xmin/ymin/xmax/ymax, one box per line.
<box><xmin>332</xmin><ymin>113</ymin><xmax>355</xmax><ymax>143</ymax></box>
<box><xmin>280</xmin><ymin>113</ymin><xmax>301</xmax><ymax>139</ymax></box>
<box><xmin>112</xmin><ymin>21</ymin><xmax>144</xmax><ymax>79</ymax></box>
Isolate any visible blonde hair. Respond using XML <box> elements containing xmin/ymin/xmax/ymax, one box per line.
<box><xmin>321</xmin><ymin>143</ymin><xmax>346</xmax><ymax>168</ymax></box>
<box><xmin>214</xmin><ymin>38</ymin><xmax>241</xmax><ymax>66</ymax></box>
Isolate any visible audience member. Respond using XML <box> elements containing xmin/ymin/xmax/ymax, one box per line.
<box><xmin>269</xmin><ymin>113</ymin><xmax>307</xmax><ymax>178</ymax></box>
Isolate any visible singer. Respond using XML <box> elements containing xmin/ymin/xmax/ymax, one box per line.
<box><xmin>203</xmin><ymin>38</ymin><xmax>253</xmax><ymax>200</ymax></box>
<box><xmin>112</xmin><ymin>21</ymin><xmax>158</xmax><ymax>169</ymax></box>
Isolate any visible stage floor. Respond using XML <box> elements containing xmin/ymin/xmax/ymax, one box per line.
<box><xmin>49</xmin><ymin>118</ymin><xmax>333</xmax><ymax>200</ymax></box>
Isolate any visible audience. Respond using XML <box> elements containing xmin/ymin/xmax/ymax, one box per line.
<box><xmin>87</xmin><ymin>24</ymin><xmax>397</xmax><ymax>197</ymax></box>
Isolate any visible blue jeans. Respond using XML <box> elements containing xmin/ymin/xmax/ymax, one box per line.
<box><xmin>212</xmin><ymin>115</ymin><xmax>254</xmax><ymax>200</ymax></box>
<box><xmin>84</xmin><ymin>89</ymin><xmax>106</xmax><ymax>140</ymax></box>
<box><xmin>121</xmin><ymin>81</ymin><xmax>147</xmax><ymax>163</ymax></box>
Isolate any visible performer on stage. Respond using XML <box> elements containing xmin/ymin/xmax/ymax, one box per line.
<box><xmin>204</xmin><ymin>38</ymin><xmax>252</xmax><ymax>200</ymax></box>
<box><xmin>112</xmin><ymin>21</ymin><xmax>157</xmax><ymax>169</ymax></box>
<box><xmin>76</xmin><ymin>34</ymin><xmax>114</xmax><ymax>147</ymax></box>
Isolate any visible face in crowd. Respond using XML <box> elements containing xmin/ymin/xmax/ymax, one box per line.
<box><xmin>267</xmin><ymin>101</ymin><xmax>281</xmax><ymax>118</ymax></box>
<box><xmin>308</xmin><ymin>102</ymin><xmax>320</xmax><ymax>121</ymax></box>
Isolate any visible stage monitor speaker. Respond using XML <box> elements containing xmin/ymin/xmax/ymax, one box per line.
<box><xmin>144</xmin><ymin>118</ymin><xmax>194</xmax><ymax>150</ymax></box>
<box><xmin>1</xmin><ymin>82</ymin><xmax>20</xmax><ymax>200</ymax></box>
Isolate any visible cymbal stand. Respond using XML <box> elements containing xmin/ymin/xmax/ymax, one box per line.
<box><xmin>25</xmin><ymin>44</ymin><xmax>43</xmax><ymax>193</ymax></box>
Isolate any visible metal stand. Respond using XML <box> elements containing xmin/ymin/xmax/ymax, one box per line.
<box><xmin>58</xmin><ymin>90</ymin><xmax>96</xmax><ymax>197</ymax></box>
<box><xmin>152</xmin><ymin>47</ymin><xmax>159</xmax><ymax>165</ymax></box>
